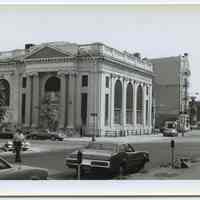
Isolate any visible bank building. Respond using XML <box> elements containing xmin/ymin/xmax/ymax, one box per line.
<box><xmin>0</xmin><ymin>42</ymin><xmax>153</xmax><ymax>136</ymax></box>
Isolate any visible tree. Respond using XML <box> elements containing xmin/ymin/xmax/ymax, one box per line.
<box><xmin>0</xmin><ymin>80</ymin><xmax>6</xmax><ymax>124</ymax></box>
<box><xmin>39</xmin><ymin>95</ymin><xmax>58</xmax><ymax>131</ymax></box>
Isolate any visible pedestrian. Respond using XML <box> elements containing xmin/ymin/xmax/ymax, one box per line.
<box><xmin>80</xmin><ymin>127</ymin><xmax>83</xmax><ymax>137</ymax></box>
<box><xmin>13</xmin><ymin>129</ymin><xmax>24</xmax><ymax>163</ymax></box>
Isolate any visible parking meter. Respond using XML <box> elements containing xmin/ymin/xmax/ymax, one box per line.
<box><xmin>77</xmin><ymin>150</ymin><xmax>82</xmax><ymax>164</ymax></box>
<box><xmin>170</xmin><ymin>140</ymin><xmax>175</xmax><ymax>168</ymax></box>
<box><xmin>171</xmin><ymin>140</ymin><xmax>175</xmax><ymax>148</ymax></box>
<box><xmin>77</xmin><ymin>150</ymin><xmax>82</xmax><ymax>180</ymax></box>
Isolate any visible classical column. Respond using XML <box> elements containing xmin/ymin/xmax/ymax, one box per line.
<box><xmin>67</xmin><ymin>73</ymin><xmax>76</xmax><ymax>128</ymax></box>
<box><xmin>143</xmin><ymin>84</ymin><xmax>146</xmax><ymax>128</ymax></box>
<box><xmin>75</xmin><ymin>73</ymin><xmax>81</xmax><ymax>128</ymax></box>
<box><xmin>133</xmin><ymin>81</ymin><xmax>137</xmax><ymax>128</ymax></box>
<box><xmin>59</xmin><ymin>72</ymin><xmax>67</xmax><ymax>128</ymax></box>
<box><xmin>25</xmin><ymin>75</ymin><xmax>32</xmax><ymax>126</ymax></box>
<box><xmin>122</xmin><ymin>78</ymin><xmax>127</xmax><ymax>131</ymax></box>
<box><xmin>149</xmin><ymin>85</ymin><xmax>152</xmax><ymax>129</ymax></box>
<box><xmin>32</xmin><ymin>72</ymin><xmax>39</xmax><ymax>127</ymax></box>
<box><xmin>110</xmin><ymin>74</ymin><xmax>115</xmax><ymax>128</ymax></box>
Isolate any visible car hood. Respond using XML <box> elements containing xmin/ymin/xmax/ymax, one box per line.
<box><xmin>164</xmin><ymin>128</ymin><xmax>177</xmax><ymax>133</ymax></box>
<box><xmin>12</xmin><ymin>164</ymin><xmax>48</xmax><ymax>173</ymax></box>
<box><xmin>69</xmin><ymin>149</ymin><xmax>114</xmax><ymax>161</ymax></box>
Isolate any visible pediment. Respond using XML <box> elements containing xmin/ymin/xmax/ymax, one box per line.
<box><xmin>25</xmin><ymin>46</ymin><xmax>70</xmax><ymax>60</ymax></box>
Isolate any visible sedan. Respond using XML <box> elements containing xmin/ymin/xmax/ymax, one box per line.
<box><xmin>65</xmin><ymin>141</ymin><xmax>149</xmax><ymax>175</ymax></box>
<box><xmin>0</xmin><ymin>131</ymin><xmax>14</xmax><ymax>139</ymax></box>
<box><xmin>163</xmin><ymin>128</ymin><xmax>178</xmax><ymax>137</ymax></box>
<box><xmin>0</xmin><ymin>157</ymin><xmax>48</xmax><ymax>180</ymax></box>
<box><xmin>1</xmin><ymin>141</ymin><xmax>31</xmax><ymax>152</ymax></box>
<box><xmin>26</xmin><ymin>131</ymin><xmax>64</xmax><ymax>141</ymax></box>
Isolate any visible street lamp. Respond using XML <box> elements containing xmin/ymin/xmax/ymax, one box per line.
<box><xmin>79</xmin><ymin>47</ymin><xmax>98</xmax><ymax>141</ymax></box>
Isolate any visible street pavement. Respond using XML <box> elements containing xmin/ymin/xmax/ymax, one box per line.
<box><xmin>1</xmin><ymin>130</ymin><xmax>200</xmax><ymax>179</ymax></box>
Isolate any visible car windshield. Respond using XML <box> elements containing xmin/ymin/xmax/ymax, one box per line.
<box><xmin>86</xmin><ymin>142</ymin><xmax>117</xmax><ymax>152</ymax></box>
<box><xmin>167</xmin><ymin>123</ymin><xmax>176</xmax><ymax>129</ymax></box>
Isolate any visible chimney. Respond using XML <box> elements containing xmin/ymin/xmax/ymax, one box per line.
<box><xmin>25</xmin><ymin>43</ymin><xmax>35</xmax><ymax>52</ymax></box>
<box><xmin>133</xmin><ymin>52</ymin><xmax>141</xmax><ymax>59</ymax></box>
<box><xmin>142</xmin><ymin>57</ymin><xmax>148</xmax><ymax>61</ymax></box>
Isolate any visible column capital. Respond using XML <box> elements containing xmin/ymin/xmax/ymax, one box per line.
<box><xmin>27</xmin><ymin>72</ymin><xmax>39</xmax><ymax>77</ymax></box>
<box><xmin>57</xmin><ymin>70</ymin><xmax>66</xmax><ymax>76</ymax></box>
<box><xmin>69</xmin><ymin>71</ymin><xmax>77</xmax><ymax>77</ymax></box>
<box><xmin>128</xmin><ymin>78</ymin><xmax>132</xmax><ymax>83</ymax></box>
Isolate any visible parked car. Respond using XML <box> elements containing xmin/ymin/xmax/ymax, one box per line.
<box><xmin>1</xmin><ymin>140</ymin><xmax>30</xmax><ymax>152</ymax></box>
<box><xmin>163</xmin><ymin>121</ymin><xmax>178</xmax><ymax>137</ymax></box>
<box><xmin>26</xmin><ymin>130</ymin><xmax>64</xmax><ymax>141</ymax></box>
<box><xmin>65</xmin><ymin>141</ymin><xmax>149</xmax><ymax>175</ymax></box>
<box><xmin>0</xmin><ymin>131</ymin><xmax>14</xmax><ymax>139</ymax></box>
<box><xmin>0</xmin><ymin>157</ymin><xmax>48</xmax><ymax>180</ymax></box>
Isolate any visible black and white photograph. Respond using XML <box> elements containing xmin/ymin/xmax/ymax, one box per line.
<box><xmin>1</xmin><ymin>3</ymin><xmax>200</xmax><ymax>196</ymax></box>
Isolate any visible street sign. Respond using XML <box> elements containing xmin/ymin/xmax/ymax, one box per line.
<box><xmin>90</xmin><ymin>113</ymin><xmax>98</xmax><ymax>117</ymax></box>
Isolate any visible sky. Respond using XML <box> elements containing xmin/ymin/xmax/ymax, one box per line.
<box><xmin>0</xmin><ymin>5</ymin><xmax>199</xmax><ymax>97</ymax></box>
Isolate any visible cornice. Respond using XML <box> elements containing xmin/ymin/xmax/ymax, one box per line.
<box><xmin>24</xmin><ymin>56</ymin><xmax>75</xmax><ymax>64</ymax></box>
<box><xmin>101</xmin><ymin>55</ymin><xmax>154</xmax><ymax>78</ymax></box>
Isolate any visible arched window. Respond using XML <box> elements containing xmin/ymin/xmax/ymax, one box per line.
<box><xmin>45</xmin><ymin>76</ymin><xmax>60</xmax><ymax>102</ymax></box>
<box><xmin>45</xmin><ymin>76</ymin><xmax>60</xmax><ymax>92</ymax></box>
<box><xmin>0</xmin><ymin>79</ymin><xmax>10</xmax><ymax>106</ymax></box>
<box><xmin>126</xmin><ymin>82</ymin><xmax>133</xmax><ymax>124</ymax></box>
<box><xmin>146</xmin><ymin>100</ymin><xmax>149</xmax><ymax>126</ymax></box>
<box><xmin>136</xmin><ymin>85</ymin><xmax>143</xmax><ymax>124</ymax></box>
<box><xmin>114</xmin><ymin>80</ymin><xmax>122</xmax><ymax>124</ymax></box>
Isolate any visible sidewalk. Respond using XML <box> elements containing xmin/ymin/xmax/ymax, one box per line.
<box><xmin>64</xmin><ymin>130</ymin><xmax>200</xmax><ymax>144</ymax></box>
<box><xmin>119</xmin><ymin>159</ymin><xmax>200</xmax><ymax>180</ymax></box>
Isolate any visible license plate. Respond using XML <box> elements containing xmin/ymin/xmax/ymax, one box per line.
<box><xmin>82</xmin><ymin>159</ymin><xmax>91</xmax><ymax>165</ymax></box>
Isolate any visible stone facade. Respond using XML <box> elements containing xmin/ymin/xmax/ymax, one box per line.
<box><xmin>0</xmin><ymin>42</ymin><xmax>153</xmax><ymax>136</ymax></box>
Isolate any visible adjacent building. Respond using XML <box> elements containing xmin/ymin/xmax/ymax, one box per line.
<box><xmin>189</xmin><ymin>97</ymin><xmax>200</xmax><ymax>127</ymax></box>
<box><xmin>0</xmin><ymin>42</ymin><xmax>153</xmax><ymax>136</ymax></box>
<box><xmin>151</xmin><ymin>54</ymin><xmax>191</xmax><ymax>129</ymax></box>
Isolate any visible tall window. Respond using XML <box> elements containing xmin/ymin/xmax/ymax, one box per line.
<box><xmin>105</xmin><ymin>94</ymin><xmax>109</xmax><ymax>126</ymax></box>
<box><xmin>146</xmin><ymin>100</ymin><xmax>149</xmax><ymax>125</ymax></box>
<box><xmin>81</xmin><ymin>93</ymin><xmax>88</xmax><ymax>125</ymax></box>
<box><xmin>21</xmin><ymin>94</ymin><xmax>26</xmax><ymax>124</ymax></box>
<box><xmin>0</xmin><ymin>79</ymin><xmax>10</xmax><ymax>106</ymax></box>
<box><xmin>22</xmin><ymin>77</ymin><xmax>27</xmax><ymax>88</ymax></box>
<box><xmin>82</xmin><ymin>75</ymin><xmax>88</xmax><ymax>87</ymax></box>
<box><xmin>106</xmin><ymin>76</ymin><xmax>109</xmax><ymax>88</ymax></box>
<box><xmin>126</xmin><ymin>82</ymin><xmax>133</xmax><ymax>124</ymax></box>
<box><xmin>114</xmin><ymin>80</ymin><xmax>122</xmax><ymax>124</ymax></box>
<box><xmin>136</xmin><ymin>85</ymin><xmax>143</xmax><ymax>124</ymax></box>
<box><xmin>146</xmin><ymin>86</ymin><xmax>149</xmax><ymax>96</ymax></box>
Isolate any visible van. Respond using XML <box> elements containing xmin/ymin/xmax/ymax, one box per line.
<box><xmin>163</xmin><ymin>121</ymin><xmax>178</xmax><ymax>137</ymax></box>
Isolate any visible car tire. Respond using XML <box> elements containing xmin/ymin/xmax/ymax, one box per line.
<box><xmin>32</xmin><ymin>136</ymin><xmax>37</xmax><ymax>140</ymax></box>
<box><xmin>30</xmin><ymin>176</ymin><xmax>40</xmax><ymax>180</ymax></box>
<box><xmin>51</xmin><ymin>136</ymin><xmax>56</xmax><ymax>141</ymax></box>
<box><xmin>139</xmin><ymin>160</ymin><xmax>146</xmax><ymax>169</ymax></box>
<box><xmin>119</xmin><ymin>164</ymin><xmax>127</xmax><ymax>176</ymax></box>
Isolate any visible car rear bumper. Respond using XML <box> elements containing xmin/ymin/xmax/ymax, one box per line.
<box><xmin>66</xmin><ymin>158</ymin><xmax>111</xmax><ymax>170</ymax></box>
